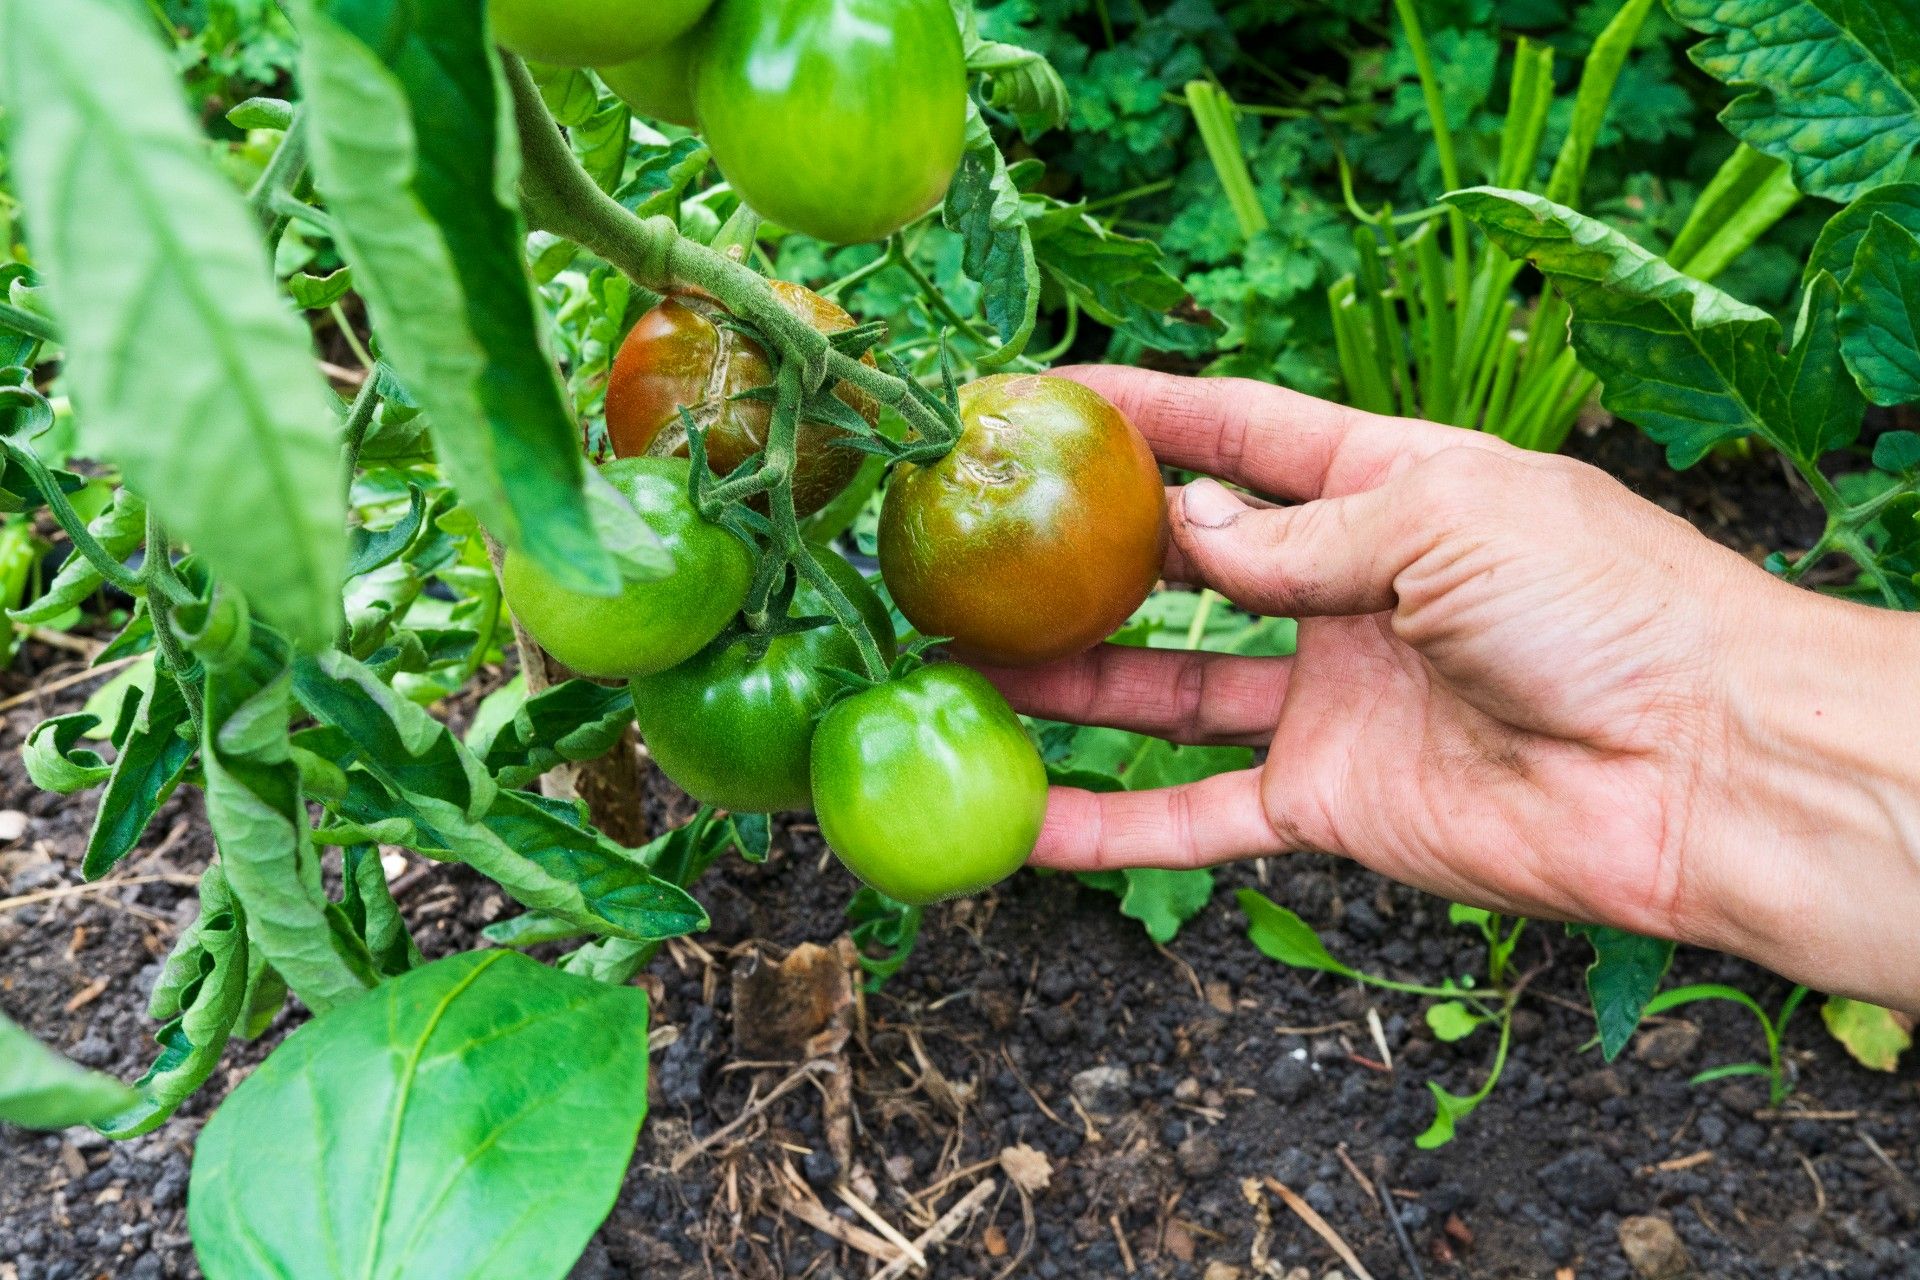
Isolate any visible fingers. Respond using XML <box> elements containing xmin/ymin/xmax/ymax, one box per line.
<box><xmin>1172</xmin><ymin>475</ymin><xmax>1410</xmax><ymax>618</ymax></box>
<box><xmin>977</xmin><ymin>644</ymin><xmax>1289</xmax><ymax>747</ymax></box>
<box><xmin>1055</xmin><ymin>364</ymin><xmax>1504</xmax><ymax>501</ymax></box>
<box><xmin>1030</xmin><ymin>769</ymin><xmax>1314</xmax><ymax>872</ymax></box>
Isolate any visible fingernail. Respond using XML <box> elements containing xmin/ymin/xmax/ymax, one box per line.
<box><xmin>1180</xmin><ymin>478</ymin><xmax>1243</xmax><ymax>530</ymax></box>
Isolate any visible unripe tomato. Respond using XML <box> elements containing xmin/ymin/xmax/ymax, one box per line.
<box><xmin>692</xmin><ymin>0</ymin><xmax>968</xmax><ymax>245</ymax></box>
<box><xmin>811</xmin><ymin>665</ymin><xmax>1047</xmax><ymax>905</ymax></box>
<box><xmin>605</xmin><ymin>281</ymin><xmax>875</xmax><ymax>519</ymax></box>
<box><xmin>878</xmin><ymin>375</ymin><xmax>1169</xmax><ymax>667</ymax></box>
<box><xmin>632</xmin><ymin>548</ymin><xmax>896</xmax><ymax>814</ymax></box>
<box><xmin>501</xmin><ymin>458</ymin><xmax>752</xmax><ymax>679</ymax></box>
<box><xmin>598</xmin><ymin>41</ymin><xmax>697</xmax><ymax>127</ymax></box>
<box><xmin>490</xmin><ymin>0</ymin><xmax>713</xmax><ymax>68</ymax></box>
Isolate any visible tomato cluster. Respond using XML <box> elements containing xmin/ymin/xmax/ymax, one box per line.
<box><xmin>511</xmin><ymin>319</ymin><xmax>1166</xmax><ymax>901</ymax></box>
<box><xmin>492</xmin><ymin>0</ymin><xmax>968</xmax><ymax>245</ymax></box>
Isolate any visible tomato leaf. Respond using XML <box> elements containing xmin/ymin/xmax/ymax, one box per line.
<box><xmin>288</xmin><ymin>0</ymin><xmax>618</xmax><ymax>596</ymax></box>
<box><xmin>0</xmin><ymin>1010</ymin><xmax>136</xmax><ymax>1130</ymax></box>
<box><xmin>1779</xmin><ymin>271</ymin><xmax>1866</xmax><ymax>461</ymax></box>
<box><xmin>8</xmin><ymin>488</ymin><xmax>145</xmax><ymax>626</ymax></box>
<box><xmin>1237</xmin><ymin>889</ymin><xmax>1360</xmax><ymax>978</ymax></box>
<box><xmin>82</xmin><ymin>668</ymin><xmax>196</xmax><ymax>880</ymax></box>
<box><xmin>337</xmin><ymin>844</ymin><xmax>424</xmax><ymax>978</ymax></box>
<box><xmin>1568</xmin><ymin>923</ymin><xmax>1675</xmax><ymax>1061</ymax></box>
<box><xmin>1030</xmin><ymin>200</ymin><xmax>1220</xmax><ymax>355</ymax></box>
<box><xmin>471</xmin><ymin>678</ymin><xmax>636</xmax><ymax>789</ymax></box>
<box><xmin>188</xmin><ymin>951</ymin><xmax>650</xmax><ymax>1280</ymax></box>
<box><xmin>97</xmin><ymin>868</ymin><xmax>251</xmax><ymax>1139</ymax></box>
<box><xmin>0</xmin><ymin>0</ymin><xmax>347</xmax><ymax>648</ymax></box>
<box><xmin>1837</xmin><ymin>215</ymin><xmax>1920</xmax><ymax>407</ymax></box>
<box><xmin>1821</xmin><ymin>996</ymin><xmax>1912</xmax><ymax>1072</ymax></box>
<box><xmin>21</xmin><ymin>713</ymin><xmax>111</xmax><ymax>794</ymax></box>
<box><xmin>1667</xmin><ymin>0</ymin><xmax>1920</xmax><ymax>202</ymax></box>
<box><xmin>944</xmin><ymin>102</ymin><xmax>1039</xmax><ymax>366</ymax></box>
<box><xmin>286</xmin><ymin>266</ymin><xmax>354</xmax><ymax>310</ymax></box>
<box><xmin>1805</xmin><ymin>183</ymin><xmax>1920</xmax><ymax>287</ymax></box>
<box><xmin>616</xmin><ymin>137</ymin><xmax>713</xmax><ymax>221</ymax></box>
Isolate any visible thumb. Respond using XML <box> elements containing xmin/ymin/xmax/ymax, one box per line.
<box><xmin>1175</xmin><ymin>476</ymin><xmax>1407</xmax><ymax>618</ymax></box>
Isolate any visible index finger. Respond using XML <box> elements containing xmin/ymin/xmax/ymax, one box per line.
<box><xmin>1053</xmin><ymin>364</ymin><xmax>1505</xmax><ymax>501</ymax></box>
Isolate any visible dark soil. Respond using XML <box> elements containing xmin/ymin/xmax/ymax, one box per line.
<box><xmin>4</xmin><ymin>419</ymin><xmax>1918</xmax><ymax>1280</ymax></box>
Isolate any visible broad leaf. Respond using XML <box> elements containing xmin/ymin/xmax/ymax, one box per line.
<box><xmin>0</xmin><ymin>1011</ymin><xmax>136</xmax><ymax>1129</ymax></box>
<box><xmin>1666</xmin><ymin>0</ymin><xmax>1920</xmax><ymax>202</ymax></box>
<box><xmin>1805</xmin><ymin>183</ymin><xmax>1920</xmax><ymax>285</ymax></box>
<box><xmin>1078</xmin><ymin>867</ymin><xmax>1215</xmax><ymax>946</ymax></box>
<box><xmin>1837</xmin><ymin>215</ymin><xmax>1920</xmax><ymax>406</ymax></box>
<box><xmin>1237</xmin><ymin>890</ymin><xmax>1358</xmax><ymax>978</ymax></box>
<box><xmin>1448</xmin><ymin>188</ymin><xmax>1786</xmax><ymax>468</ymax></box>
<box><xmin>338</xmin><ymin>844</ymin><xmax>425</xmax><ymax>977</ymax></box>
<box><xmin>944</xmin><ymin>103</ymin><xmax>1038</xmax><ymax>365</ymax></box>
<box><xmin>1031</xmin><ymin>201</ymin><xmax>1218</xmax><ymax>355</ymax></box>
<box><xmin>288</xmin><ymin>267</ymin><xmax>354</xmax><ymax>310</ymax></box>
<box><xmin>1780</xmin><ymin>272</ymin><xmax>1866</xmax><ymax>461</ymax></box>
<box><xmin>189</xmin><ymin>951</ymin><xmax>650</xmax><ymax>1280</ymax></box>
<box><xmin>0</xmin><ymin>0</ymin><xmax>346</xmax><ymax>647</ymax></box>
<box><xmin>290</xmin><ymin>0</ymin><xmax>617</xmax><ymax>595</ymax></box>
<box><xmin>1569</xmin><ymin>924</ymin><xmax>1675</xmax><ymax>1060</ymax></box>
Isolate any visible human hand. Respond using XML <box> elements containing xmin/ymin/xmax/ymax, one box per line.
<box><xmin>978</xmin><ymin>367</ymin><xmax>1920</xmax><ymax>1009</ymax></box>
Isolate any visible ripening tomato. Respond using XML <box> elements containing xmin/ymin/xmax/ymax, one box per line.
<box><xmin>501</xmin><ymin>457</ymin><xmax>752</xmax><ymax>679</ymax></box>
<box><xmin>631</xmin><ymin>548</ymin><xmax>896</xmax><ymax>814</ymax></box>
<box><xmin>691</xmin><ymin>0</ymin><xmax>968</xmax><ymax>244</ymax></box>
<box><xmin>810</xmin><ymin>664</ymin><xmax>1047</xmax><ymax>905</ymax></box>
<box><xmin>598</xmin><ymin>40</ymin><xmax>697</xmax><ymax>127</ymax></box>
<box><xmin>490</xmin><ymin>0</ymin><xmax>713</xmax><ymax>68</ymax></box>
<box><xmin>878</xmin><ymin>375</ymin><xmax>1169</xmax><ymax>667</ymax></box>
<box><xmin>604</xmin><ymin>281</ymin><xmax>875</xmax><ymax>519</ymax></box>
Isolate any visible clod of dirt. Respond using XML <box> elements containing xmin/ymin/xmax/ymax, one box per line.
<box><xmin>1068</xmin><ymin>1064</ymin><xmax>1132</xmax><ymax>1116</ymax></box>
<box><xmin>1632</xmin><ymin>1021</ymin><xmax>1701</xmax><ymax>1071</ymax></box>
<box><xmin>1538</xmin><ymin>1146</ymin><xmax>1628</xmax><ymax>1215</ymax></box>
<box><xmin>1176</xmin><ymin>1133</ymin><xmax>1222</xmax><ymax>1180</ymax></box>
<box><xmin>1618</xmin><ymin>1213</ymin><xmax>1691</xmax><ymax>1279</ymax></box>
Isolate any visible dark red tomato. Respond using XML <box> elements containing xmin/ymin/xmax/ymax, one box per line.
<box><xmin>604</xmin><ymin>281</ymin><xmax>875</xmax><ymax>519</ymax></box>
<box><xmin>691</xmin><ymin>0</ymin><xmax>967</xmax><ymax>245</ymax></box>
<box><xmin>500</xmin><ymin>457</ymin><xmax>752</xmax><ymax>679</ymax></box>
<box><xmin>810</xmin><ymin>664</ymin><xmax>1047</xmax><ymax>905</ymax></box>
<box><xmin>630</xmin><ymin>548</ymin><xmax>896</xmax><ymax>814</ymax></box>
<box><xmin>878</xmin><ymin>374</ymin><xmax>1169</xmax><ymax>667</ymax></box>
<box><xmin>490</xmin><ymin>0</ymin><xmax>712</xmax><ymax>68</ymax></box>
<box><xmin>598</xmin><ymin>40</ymin><xmax>697</xmax><ymax>127</ymax></box>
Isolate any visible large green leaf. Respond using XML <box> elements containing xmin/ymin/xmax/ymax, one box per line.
<box><xmin>1569</xmin><ymin>924</ymin><xmax>1674</xmax><ymax>1060</ymax></box>
<box><xmin>1447</xmin><ymin>188</ymin><xmax>1808</xmax><ymax>468</ymax></box>
<box><xmin>0</xmin><ymin>1011</ymin><xmax>136</xmax><ymax>1129</ymax></box>
<box><xmin>1805</xmin><ymin>182</ymin><xmax>1920</xmax><ymax>284</ymax></box>
<box><xmin>0</xmin><ymin>0</ymin><xmax>346</xmax><ymax>648</ymax></box>
<box><xmin>1666</xmin><ymin>0</ymin><xmax>1920</xmax><ymax>201</ymax></box>
<box><xmin>1837</xmin><ymin>215</ymin><xmax>1920</xmax><ymax>405</ymax></box>
<box><xmin>290</xmin><ymin>0</ymin><xmax>617</xmax><ymax>596</ymax></box>
<box><xmin>189</xmin><ymin>951</ymin><xmax>650</xmax><ymax>1280</ymax></box>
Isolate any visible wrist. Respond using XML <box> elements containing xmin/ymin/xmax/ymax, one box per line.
<box><xmin>1693</xmin><ymin>582</ymin><xmax>1920</xmax><ymax>1009</ymax></box>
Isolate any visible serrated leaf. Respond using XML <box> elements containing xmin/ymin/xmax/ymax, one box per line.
<box><xmin>1667</xmin><ymin>0</ymin><xmax>1920</xmax><ymax>202</ymax></box>
<box><xmin>1569</xmin><ymin>924</ymin><xmax>1675</xmax><ymax>1060</ymax></box>
<box><xmin>0</xmin><ymin>0</ymin><xmax>347</xmax><ymax>648</ymax></box>
<box><xmin>1837</xmin><ymin>215</ymin><xmax>1920</xmax><ymax>406</ymax></box>
<box><xmin>943</xmin><ymin>102</ymin><xmax>1038</xmax><ymax>366</ymax></box>
<box><xmin>1447</xmin><ymin>187</ymin><xmax>1787</xmax><ymax>468</ymax></box>
<box><xmin>1237</xmin><ymin>889</ymin><xmax>1358</xmax><ymax>978</ymax></box>
<box><xmin>0</xmin><ymin>1010</ymin><xmax>136</xmax><ymax>1130</ymax></box>
<box><xmin>188</xmin><ymin>951</ymin><xmax>650</xmax><ymax>1280</ymax></box>
<box><xmin>1805</xmin><ymin>183</ymin><xmax>1920</xmax><ymax>286</ymax></box>
<box><xmin>1821</xmin><ymin>996</ymin><xmax>1911</xmax><ymax>1072</ymax></box>
<box><xmin>616</xmin><ymin>137</ymin><xmax>711</xmax><ymax>221</ymax></box>
<box><xmin>1781</xmin><ymin>272</ymin><xmax>1866</xmax><ymax>461</ymax></box>
<box><xmin>473</xmin><ymin>678</ymin><xmax>635</xmax><ymax>788</ymax></box>
<box><xmin>1108</xmin><ymin>868</ymin><xmax>1214</xmax><ymax>945</ymax></box>
<box><xmin>290</xmin><ymin>0</ymin><xmax>617</xmax><ymax>596</ymax></box>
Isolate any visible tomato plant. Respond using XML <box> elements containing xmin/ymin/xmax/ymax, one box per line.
<box><xmin>605</xmin><ymin>281</ymin><xmax>874</xmax><ymax>518</ymax></box>
<box><xmin>500</xmin><ymin>457</ymin><xmax>753</xmax><ymax>678</ymax></box>
<box><xmin>630</xmin><ymin>546</ymin><xmax>895</xmax><ymax>813</ymax></box>
<box><xmin>691</xmin><ymin>0</ymin><xmax>968</xmax><ymax>244</ymax></box>
<box><xmin>489</xmin><ymin>0</ymin><xmax>713</xmax><ymax>69</ymax></box>
<box><xmin>879</xmin><ymin>373</ymin><xmax>1170</xmax><ymax>666</ymax></box>
<box><xmin>811</xmin><ymin>663</ymin><xmax>1047</xmax><ymax>905</ymax></box>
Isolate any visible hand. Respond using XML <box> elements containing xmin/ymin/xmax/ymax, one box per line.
<box><xmin>979</xmin><ymin>367</ymin><xmax>1920</xmax><ymax>1009</ymax></box>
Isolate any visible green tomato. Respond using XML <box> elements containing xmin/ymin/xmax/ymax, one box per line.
<box><xmin>598</xmin><ymin>39</ymin><xmax>698</xmax><ymax>127</ymax></box>
<box><xmin>632</xmin><ymin>548</ymin><xmax>896</xmax><ymax>814</ymax></box>
<box><xmin>489</xmin><ymin>0</ymin><xmax>713</xmax><ymax>68</ymax></box>
<box><xmin>810</xmin><ymin>665</ymin><xmax>1047</xmax><ymax>905</ymax></box>
<box><xmin>692</xmin><ymin>0</ymin><xmax>968</xmax><ymax>245</ymax></box>
<box><xmin>500</xmin><ymin>457</ymin><xmax>751</xmax><ymax>679</ymax></box>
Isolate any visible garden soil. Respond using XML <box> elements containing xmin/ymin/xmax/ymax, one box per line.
<box><xmin>3</xmin><ymin>421</ymin><xmax>1916</xmax><ymax>1280</ymax></box>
